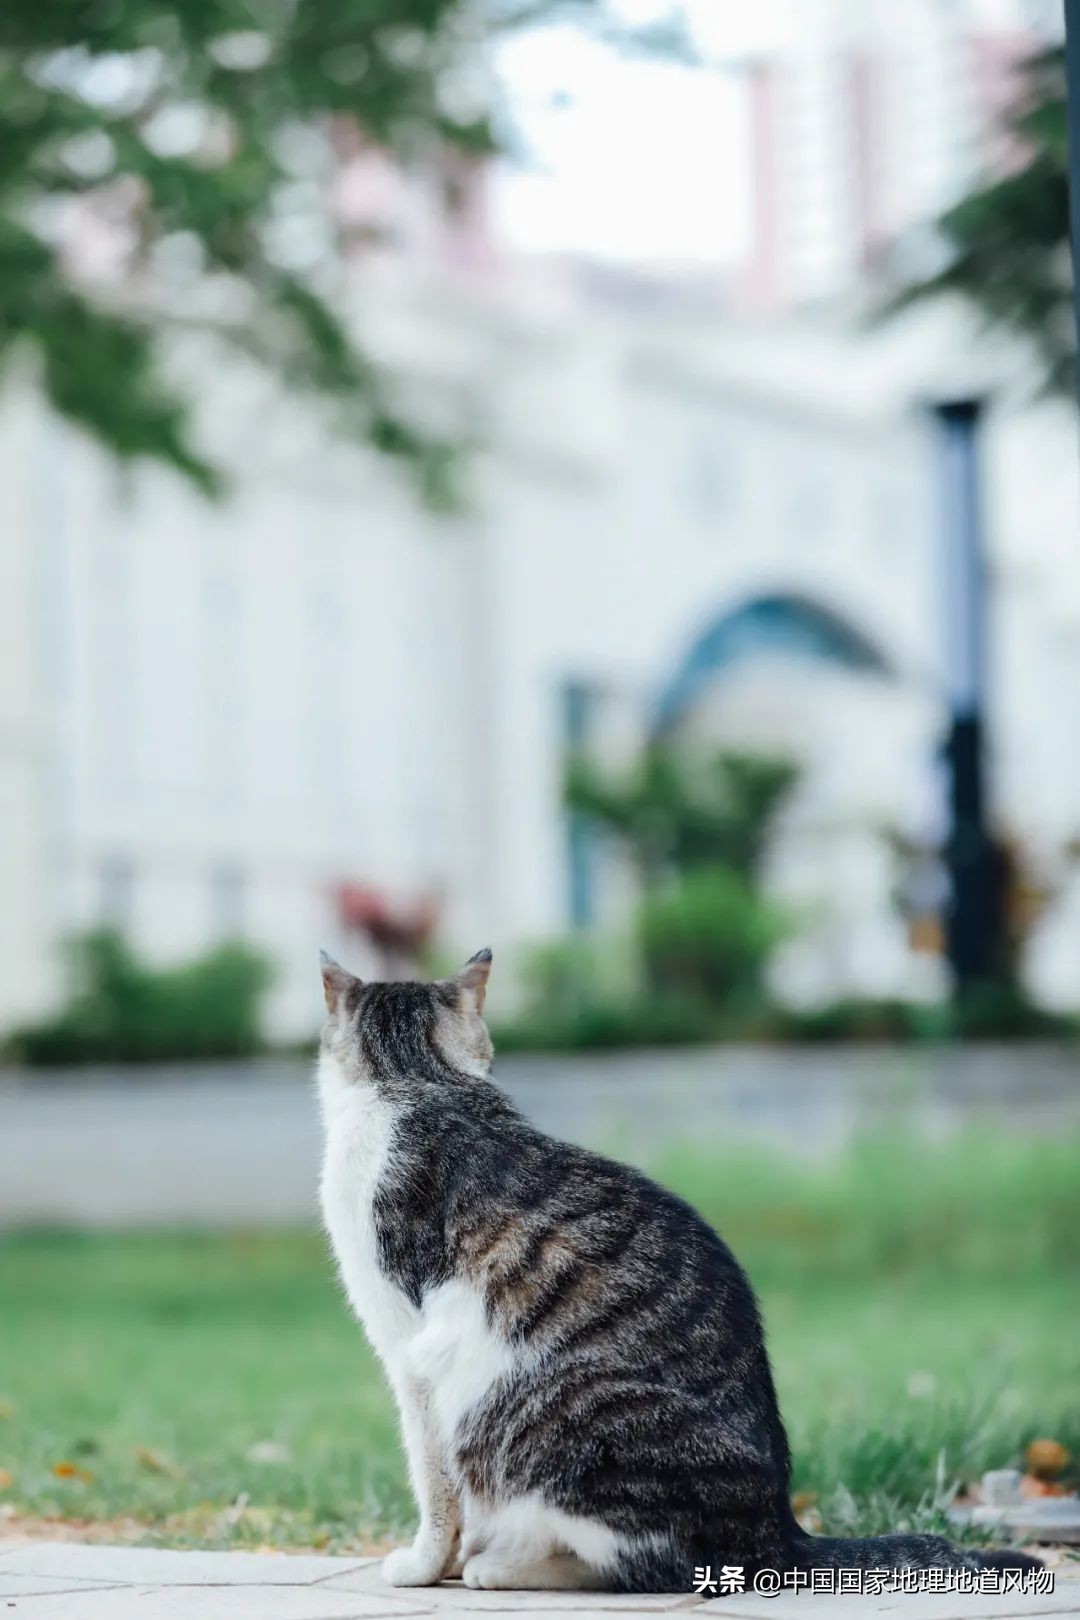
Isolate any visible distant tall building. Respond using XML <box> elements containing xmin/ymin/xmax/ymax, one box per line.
<box><xmin>736</xmin><ymin>0</ymin><xmax>1064</xmax><ymax>310</ymax></box>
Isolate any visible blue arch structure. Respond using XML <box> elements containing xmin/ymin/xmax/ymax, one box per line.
<box><xmin>654</xmin><ymin>592</ymin><xmax>892</xmax><ymax>733</ymax></box>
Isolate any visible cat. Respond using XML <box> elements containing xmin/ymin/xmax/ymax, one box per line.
<box><xmin>315</xmin><ymin>948</ymin><xmax>1040</xmax><ymax>1593</ymax></box>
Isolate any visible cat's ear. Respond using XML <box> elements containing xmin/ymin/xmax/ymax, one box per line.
<box><xmin>319</xmin><ymin>949</ymin><xmax>359</xmax><ymax>1016</ymax></box>
<box><xmin>450</xmin><ymin>947</ymin><xmax>492</xmax><ymax>1015</ymax></box>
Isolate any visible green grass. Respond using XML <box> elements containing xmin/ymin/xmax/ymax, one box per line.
<box><xmin>0</xmin><ymin>1130</ymin><xmax>1077</xmax><ymax>1551</ymax></box>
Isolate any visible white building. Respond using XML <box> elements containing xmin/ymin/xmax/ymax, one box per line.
<box><xmin>2</xmin><ymin>254</ymin><xmax>1078</xmax><ymax>1038</ymax></box>
<box><xmin>1</xmin><ymin>0</ymin><xmax>1076</xmax><ymax>1039</ymax></box>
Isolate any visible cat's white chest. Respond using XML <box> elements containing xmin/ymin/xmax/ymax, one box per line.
<box><xmin>318</xmin><ymin>1064</ymin><xmax>417</xmax><ymax>1363</ymax></box>
<box><xmin>317</xmin><ymin>1052</ymin><xmax>522</xmax><ymax>1443</ymax></box>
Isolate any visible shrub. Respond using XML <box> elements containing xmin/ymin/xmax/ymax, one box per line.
<box><xmin>639</xmin><ymin>864</ymin><xmax>789</xmax><ymax>1007</ymax></box>
<box><xmin>12</xmin><ymin>929</ymin><xmax>272</xmax><ymax>1065</ymax></box>
<box><xmin>564</xmin><ymin>746</ymin><xmax>798</xmax><ymax>881</ymax></box>
<box><xmin>491</xmin><ymin>993</ymin><xmax>716</xmax><ymax>1052</ymax></box>
<box><xmin>516</xmin><ymin>936</ymin><xmax>635</xmax><ymax>1019</ymax></box>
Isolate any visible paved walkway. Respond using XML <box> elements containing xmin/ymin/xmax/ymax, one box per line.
<box><xmin>3</xmin><ymin>1043</ymin><xmax>1078</xmax><ymax>1225</ymax></box>
<box><xmin>0</xmin><ymin>1545</ymin><xmax>1077</xmax><ymax>1619</ymax></box>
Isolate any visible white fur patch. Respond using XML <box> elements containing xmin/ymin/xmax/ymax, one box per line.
<box><xmin>317</xmin><ymin>1048</ymin><xmax>418</xmax><ymax>1363</ymax></box>
<box><xmin>318</xmin><ymin>1050</ymin><xmax>522</xmax><ymax>1425</ymax></box>
<box><xmin>406</xmin><ymin>1278</ymin><xmax>520</xmax><ymax>1441</ymax></box>
<box><xmin>462</xmin><ymin>1492</ymin><xmax>623</xmax><ymax>1578</ymax></box>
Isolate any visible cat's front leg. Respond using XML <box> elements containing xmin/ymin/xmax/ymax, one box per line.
<box><xmin>382</xmin><ymin>1372</ymin><xmax>460</xmax><ymax>1587</ymax></box>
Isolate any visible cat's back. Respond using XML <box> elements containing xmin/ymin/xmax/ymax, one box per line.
<box><xmin>420</xmin><ymin>1104</ymin><xmax>763</xmax><ymax>1367</ymax></box>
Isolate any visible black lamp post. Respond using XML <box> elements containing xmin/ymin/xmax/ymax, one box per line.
<box><xmin>1066</xmin><ymin>1</ymin><xmax>1080</xmax><ymax>395</ymax></box>
<box><xmin>931</xmin><ymin>398</ymin><xmax>1006</xmax><ymax>991</ymax></box>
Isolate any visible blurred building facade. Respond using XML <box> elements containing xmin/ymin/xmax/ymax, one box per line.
<box><xmin>0</xmin><ymin>0</ymin><xmax>1076</xmax><ymax>1037</ymax></box>
<box><xmin>3</xmin><ymin>263</ymin><xmax>1079</xmax><ymax>1034</ymax></box>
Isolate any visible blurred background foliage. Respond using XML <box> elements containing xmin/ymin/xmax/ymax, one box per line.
<box><xmin>889</xmin><ymin>44</ymin><xmax>1074</xmax><ymax>396</ymax></box>
<box><xmin>0</xmin><ymin>0</ymin><xmax>507</xmax><ymax>498</ymax></box>
<box><xmin>0</xmin><ymin>4</ymin><xmax>1067</xmax><ymax>509</ymax></box>
<box><xmin>9</xmin><ymin>930</ymin><xmax>271</xmax><ymax>1065</ymax></box>
<box><xmin>496</xmin><ymin>749</ymin><xmax>796</xmax><ymax>1049</ymax></box>
<box><xmin>14</xmin><ymin>739</ymin><xmax>1075</xmax><ymax>1063</ymax></box>
<box><xmin>0</xmin><ymin>0</ymin><xmax>675</xmax><ymax>501</ymax></box>
<box><xmin>487</xmin><ymin>745</ymin><xmax>1074</xmax><ymax>1050</ymax></box>
<box><xmin>564</xmin><ymin>747</ymin><xmax>798</xmax><ymax>880</ymax></box>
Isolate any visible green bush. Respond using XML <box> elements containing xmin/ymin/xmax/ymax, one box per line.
<box><xmin>949</xmin><ymin>980</ymin><xmax>1076</xmax><ymax>1040</ymax></box>
<box><xmin>774</xmin><ymin>991</ymin><xmax>1076</xmax><ymax>1045</ymax></box>
<box><xmin>639</xmin><ymin>864</ymin><xmax>789</xmax><ymax>1007</ymax></box>
<box><xmin>490</xmin><ymin>870</ymin><xmax>791</xmax><ymax>1053</ymax></box>
<box><xmin>516</xmin><ymin>935</ymin><xmax>635</xmax><ymax>1019</ymax></box>
<box><xmin>12</xmin><ymin>929</ymin><xmax>272</xmax><ymax>1065</ymax></box>
<box><xmin>491</xmin><ymin>993</ymin><xmax>716</xmax><ymax>1052</ymax></box>
<box><xmin>565</xmin><ymin>746</ymin><xmax>798</xmax><ymax>881</ymax></box>
<box><xmin>774</xmin><ymin>998</ymin><xmax>921</xmax><ymax>1044</ymax></box>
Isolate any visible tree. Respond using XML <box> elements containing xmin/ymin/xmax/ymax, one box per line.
<box><xmin>565</xmin><ymin>746</ymin><xmax>798</xmax><ymax>884</ymax></box>
<box><xmin>565</xmin><ymin>746</ymin><xmax>797</xmax><ymax>1006</ymax></box>
<box><xmin>887</xmin><ymin>45</ymin><xmax>1074</xmax><ymax>399</ymax></box>
<box><xmin>0</xmin><ymin>0</ymin><xmax>677</xmax><ymax>497</ymax></box>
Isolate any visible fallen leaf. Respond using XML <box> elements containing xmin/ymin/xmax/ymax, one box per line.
<box><xmin>1026</xmin><ymin>1438</ymin><xmax>1071</xmax><ymax>1480</ymax></box>
<box><xmin>1020</xmin><ymin>1474</ymin><xmax>1071</xmax><ymax>1499</ymax></box>
<box><xmin>133</xmin><ymin>1447</ymin><xmax>184</xmax><ymax>1480</ymax></box>
<box><xmin>0</xmin><ymin>1468</ymin><xmax>13</xmax><ymax>1489</ymax></box>
<box><xmin>0</xmin><ymin>1399</ymin><xmax>14</xmax><ymax>1421</ymax></box>
<box><xmin>51</xmin><ymin>1462</ymin><xmax>93</xmax><ymax>1482</ymax></box>
<box><xmin>791</xmin><ymin>1490</ymin><xmax>821</xmax><ymax>1532</ymax></box>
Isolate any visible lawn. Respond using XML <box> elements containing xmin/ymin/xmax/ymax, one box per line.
<box><xmin>0</xmin><ymin>1130</ymin><xmax>1077</xmax><ymax>1553</ymax></box>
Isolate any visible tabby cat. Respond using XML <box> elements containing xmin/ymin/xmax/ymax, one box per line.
<box><xmin>316</xmin><ymin>949</ymin><xmax>1038</xmax><ymax>1593</ymax></box>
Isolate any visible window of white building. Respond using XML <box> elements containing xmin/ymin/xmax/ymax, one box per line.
<box><xmin>99</xmin><ymin>854</ymin><xmax>135</xmax><ymax>932</ymax></box>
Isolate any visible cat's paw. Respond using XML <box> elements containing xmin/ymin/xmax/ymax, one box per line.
<box><xmin>462</xmin><ymin>1554</ymin><xmax>515</xmax><ymax>1591</ymax></box>
<box><xmin>382</xmin><ymin>1544</ymin><xmax>445</xmax><ymax>1587</ymax></box>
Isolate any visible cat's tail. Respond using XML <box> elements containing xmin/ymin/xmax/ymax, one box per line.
<box><xmin>619</xmin><ymin>1528</ymin><xmax>1041</xmax><ymax>1595</ymax></box>
<box><xmin>785</xmin><ymin>1528</ymin><xmax>1042</xmax><ymax>1574</ymax></box>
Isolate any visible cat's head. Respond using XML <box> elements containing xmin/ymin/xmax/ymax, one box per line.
<box><xmin>316</xmin><ymin>948</ymin><xmax>493</xmax><ymax>1103</ymax></box>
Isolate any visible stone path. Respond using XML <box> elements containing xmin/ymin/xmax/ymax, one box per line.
<box><xmin>0</xmin><ymin>1545</ymin><xmax>1077</xmax><ymax>1619</ymax></box>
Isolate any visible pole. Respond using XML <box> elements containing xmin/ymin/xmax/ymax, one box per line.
<box><xmin>1065</xmin><ymin>0</ymin><xmax>1080</xmax><ymax>398</ymax></box>
<box><xmin>931</xmin><ymin>398</ymin><xmax>1003</xmax><ymax>991</ymax></box>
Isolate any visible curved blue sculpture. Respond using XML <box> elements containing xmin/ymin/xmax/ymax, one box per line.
<box><xmin>654</xmin><ymin>593</ymin><xmax>891</xmax><ymax>733</ymax></box>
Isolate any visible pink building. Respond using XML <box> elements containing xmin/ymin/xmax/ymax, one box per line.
<box><xmin>734</xmin><ymin>2</ymin><xmax>1060</xmax><ymax>313</ymax></box>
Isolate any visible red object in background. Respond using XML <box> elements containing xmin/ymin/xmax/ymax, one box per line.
<box><xmin>335</xmin><ymin>884</ymin><xmax>439</xmax><ymax>962</ymax></box>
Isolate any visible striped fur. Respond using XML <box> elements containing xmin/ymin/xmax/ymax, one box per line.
<box><xmin>316</xmin><ymin>952</ymin><xmax>1040</xmax><ymax>1593</ymax></box>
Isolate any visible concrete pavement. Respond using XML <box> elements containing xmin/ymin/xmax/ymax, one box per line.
<box><xmin>1</xmin><ymin>1043</ymin><xmax>1077</xmax><ymax>1225</ymax></box>
<box><xmin>1</xmin><ymin>1544</ymin><xmax>1077</xmax><ymax>1620</ymax></box>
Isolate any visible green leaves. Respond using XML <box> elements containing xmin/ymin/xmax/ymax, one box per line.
<box><xmin>561</xmin><ymin>746</ymin><xmax>798</xmax><ymax>1018</ymax></box>
<box><xmin>0</xmin><ymin>1</ymin><xmax>676</xmax><ymax>490</ymax></box>
<box><xmin>565</xmin><ymin>746</ymin><xmax>798</xmax><ymax>880</ymax></box>
<box><xmin>886</xmin><ymin>46</ymin><xmax>1074</xmax><ymax>401</ymax></box>
<box><xmin>11</xmin><ymin>929</ymin><xmax>273</xmax><ymax>1064</ymax></box>
<box><xmin>0</xmin><ymin>0</ymin><xmax>513</xmax><ymax>491</ymax></box>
